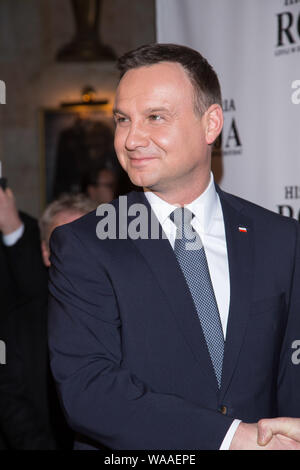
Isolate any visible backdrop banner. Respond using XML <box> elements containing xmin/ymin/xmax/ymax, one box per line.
<box><xmin>156</xmin><ymin>0</ymin><xmax>300</xmax><ymax>220</ymax></box>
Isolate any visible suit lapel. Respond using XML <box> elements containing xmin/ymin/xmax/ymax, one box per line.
<box><xmin>126</xmin><ymin>189</ymin><xmax>254</xmax><ymax>396</ymax></box>
<box><xmin>129</xmin><ymin>192</ymin><xmax>219</xmax><ymax>394</ymax></box>
<box><xmin>217</xmin><ymin>188</ymin><xmax>254</xmax><ymax>398</ymax></box>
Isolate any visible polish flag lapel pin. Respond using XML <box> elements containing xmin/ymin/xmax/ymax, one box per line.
<box><xmin>238</xmin><ymin>226</ymin><xmax>247</xmax><ymax>233</ymax></box>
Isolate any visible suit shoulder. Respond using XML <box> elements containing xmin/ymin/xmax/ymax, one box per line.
<box><xmin>50</xmin><ymin>208</ymin><xmax>97</xmax><ymax>247</ymax></box>
<box><xmin>50</xmin><ymin>192</ymin><xmax>139</xmax><ymax>246</ymax></box>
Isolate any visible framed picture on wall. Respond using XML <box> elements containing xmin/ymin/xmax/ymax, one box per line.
<box><xmin>39</xmin><ymin>104</ymin><xmax>117</xmax><ymax>208</ymax></box>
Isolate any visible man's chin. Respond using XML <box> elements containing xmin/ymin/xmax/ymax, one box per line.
<box><xmin>127</xmin><ymin>171</ymin><xmax>158</xmax><ymax>190</ymax></box>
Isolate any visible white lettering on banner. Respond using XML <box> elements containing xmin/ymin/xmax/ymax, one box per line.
<box><xmin>0</xmin><ymin>80</ymin><xmax>6</xmax><ymax>104</ymax></box>
<box><xmin>291</xmin><ymin>80</ymin><xmax>300</xmax><ymax>103</ymax></box>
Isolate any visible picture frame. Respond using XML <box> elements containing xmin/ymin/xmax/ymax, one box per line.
<box><xmin>39</xmin><ymin>104</ymin><xmax>115</xmax><ymax>209</ymax></box>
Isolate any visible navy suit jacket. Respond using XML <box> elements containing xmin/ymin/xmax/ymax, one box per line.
<box><xmin>48</xmin><ymin>188</ymin><xmax>300</xmax><ymax>450</ymax></box>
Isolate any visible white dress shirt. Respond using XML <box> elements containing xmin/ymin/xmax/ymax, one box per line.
<box><xmin>144</xmin><ymin>173</ymin><xmax>240</xmax><ymax>449</ymax></box>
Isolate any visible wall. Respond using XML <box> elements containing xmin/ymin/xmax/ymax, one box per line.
<box><xmin>0</xmin><ymin>0</ymin><xmax>155</xmax><ymax>217</ymax></box>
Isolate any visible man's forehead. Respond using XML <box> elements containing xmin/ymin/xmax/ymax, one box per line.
<box><xmin>115</xmin><ymin>62</ymin><xmax>193</xmax><ymax>106</ymax></box>
<box><xmin>119</xmin><ymin>61</ymin><xmax>189</xmax><ymax>86</ymax></box>
<box><xmin>114</xmin><ymin>92</ymin><xmax>174</xmax><ymax>112</ymax></box>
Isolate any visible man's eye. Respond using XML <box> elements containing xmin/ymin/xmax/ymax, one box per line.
<box><xmin>115</xmin><ymin>116</ymin><xmax>128</xmax><ymax>124</ymax></box>
<box><xmin>149</xmin><ymin>114</ymin><xmax>163</xmax><ymax>121</ymax></box>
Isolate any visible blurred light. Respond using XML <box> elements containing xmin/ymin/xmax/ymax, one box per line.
<box><xmin>61</xmin><ymin>85</ymin><xmax>108</xmax><ymax>108</ymax></box>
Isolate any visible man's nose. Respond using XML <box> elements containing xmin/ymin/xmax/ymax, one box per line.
<box><xmin>125</xmin><ymin>122</ymin><xmax>149</xmax><ymax>150</ymax></box>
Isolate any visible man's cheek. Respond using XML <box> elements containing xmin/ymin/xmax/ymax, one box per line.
<box><xmin>153</xmin><ymin>130</ymin><xmax>173</xmax><ymax>150</ymax></box>
<box><xmin>114</xmin><ymin>135</ymin><xmax>125</xmax><ymax>157</ymax></box>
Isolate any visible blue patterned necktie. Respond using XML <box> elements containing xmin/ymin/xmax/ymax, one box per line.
<box><xmin>170</xmin><ymin>207</ymin><xmax>224</xmax><ymax>388</ymax></box>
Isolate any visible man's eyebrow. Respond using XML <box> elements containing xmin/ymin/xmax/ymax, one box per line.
<box><xmin>112</xmin><ymin>108</ymin><xmax>128</xmax><ymax>116</ymax></box>
<box><xmin>112</xmin><ymin>106</ymin><xmax>172</xmax><ymax>116</ymax></box>
<box><xmin>144</xmin><ymin>106</ymin><xmax>171</xmax><ymax>114</ymax></box>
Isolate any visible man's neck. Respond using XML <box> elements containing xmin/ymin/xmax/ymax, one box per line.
<box><xmin>144</xmin><ymin>173</ymin><xmax>211</xmax><ymax>206</ymax></box>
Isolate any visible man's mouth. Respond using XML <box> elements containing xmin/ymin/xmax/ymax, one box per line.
<box><xmin>129</xmin><ymin>156</ymin><xmax>158</xmax><ymax>166</ymax></box>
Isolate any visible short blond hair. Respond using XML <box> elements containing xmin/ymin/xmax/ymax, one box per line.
<box><xmin>39</xmin><ymin>193</ymin><xmax>96</xmax><ymax>241</ymax></box>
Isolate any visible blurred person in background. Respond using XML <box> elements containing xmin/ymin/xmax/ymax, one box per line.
<box><xmin>81</xmin><ymin>163</ymin><xmax>118</xmax><ymax>206</ymax></box>
<box><xmin>0</xmin><ymin>192</ymin><xmax>95</xmax><ymax>449</ymax></box>
<box><xmin>0</xmin><ymin>187</ymin><xmax>48</xmax><ymax>319</ymax></box>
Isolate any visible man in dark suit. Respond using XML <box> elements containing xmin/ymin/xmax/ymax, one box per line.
<box><xmin>0</xmin><ymin>187</ymin><xmax>48</xmax><ymax>319</ymax></box>
<box><xmin>0</xmin><ymin>192</ymin><xmax>94</xmax><ymax>449</ymax></box>
<box><xmin>0</xmin><ymin>186</ymin><xmax>50</xmax><ymax>448</ymax></box>
<box><xmin>48</xmin><ymin>43</ymin><xmax>300</xmax><ymax>450</ymax></box>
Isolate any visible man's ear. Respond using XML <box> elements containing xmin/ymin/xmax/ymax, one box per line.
<box><xmin>205</xmin><ymin>104</ymin><xmax>223</xmax><ymax>145</ymax></box>
<box><xmin>41</xmin><ymin>240</ymin><xmax>51</xmax><ymax>268</ymax></box>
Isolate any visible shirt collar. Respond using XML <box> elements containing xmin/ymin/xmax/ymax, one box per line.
<box><xmin>144</xmin><ymin>172</ymin><xmax>218</xmax><ymax>232</ymax></box>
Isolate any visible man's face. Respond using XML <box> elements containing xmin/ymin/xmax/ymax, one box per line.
<box><xmin>113</xmin><ymin>62</ymin><xmax>211</xmax><ymax>199</ymax></box>
<box><xmin>87</xmin><ymin>169</ymin><xmax>117</xmax><ymax>205</ymax></box>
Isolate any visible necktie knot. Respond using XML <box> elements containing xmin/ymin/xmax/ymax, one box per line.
<box><xmin>169</xmin><ymin>207</ymin><xmax>194</xmax><ymax>229</ymax></box>
<box><xmin>170</xmin><ymin>207</ymin><xmax>202</xmax><ymax>251</ymax></box>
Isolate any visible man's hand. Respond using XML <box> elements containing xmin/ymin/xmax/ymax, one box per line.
<box><xmin>257</xmin><ymin>417</ymin><xmax>300</xmax><ymax>446</ymax></box>
<box><xmin>230</xmin><ymin>421</ymin><xmax>300</xmax><ymax>450</ymax></box>
<box><xmin>0</xmin><ymin>187</ymin><xmax>22</xmax><ymax>235</ymax></box>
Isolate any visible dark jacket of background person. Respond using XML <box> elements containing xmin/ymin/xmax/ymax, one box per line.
<box><xmin>0</xmin><ymin>296</ymin><xmax>73</xmax><ymax>449</ymax></box>
<box><xmin>0</xmin><ymin>213</ymin><xmax>73</xmax><ymax>449</ymax></box>
<box><xmin>0</xmin><ymin>212</ymin><xmax>46</xmax><ymax>318</ymax></box>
